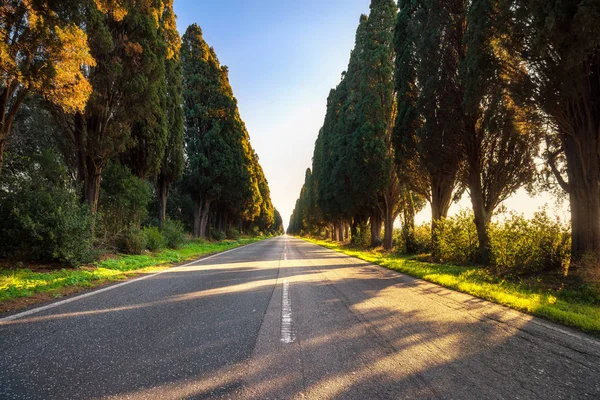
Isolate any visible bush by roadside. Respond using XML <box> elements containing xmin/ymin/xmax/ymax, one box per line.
<box><xmin>0</xmin><ymin>151</ymin><xmax>95</xmax><ymax>266</ymax></box>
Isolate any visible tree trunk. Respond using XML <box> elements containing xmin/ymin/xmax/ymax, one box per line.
<box><xmin>383</xmin><ymin>210</ymin><xmax>395</xmax><ymax>251</ymax></box>
<box><xmin>351</xmin><ymin>217</ymin><xmax>359</xmax><ymax>239</ymax></box>
<box><xmin>402</xmin><ymin>191</ymin><xmax>416</xmax><ymax>253</ymax></box>
<box><xmin>0</xmin><ymin>136</ymin><xmax>5</xmax><ymax>176</ymax></box>
<box><xmin>84</xmin><ymin>158</ymin><xmax>102</xmax><ymax>215</ymax></box>
<box><xmin>0</xmin><ymin>84</ymin><xmax>28</xmax><ymax>175</ymax></box>
<box><xmin>469</xmin><ymin>177</ymin><xmax>491</xmax><ymax>265</ymax></box>
<box><xmin>564</xmin><ymin>130</ymin><xmax>600</xmax><ymax>270</ymax></box>
<box><xmin>331</xmin><ymin>225</ymin><xmax>336</xmax><ymax>241</ymax></box>
<box><xmin>430</xmin><ymin>173</ymin><xmax>454</xmax><ymax>260</ymax></box>
<box><xmin>370</xmin><ymin>213</ymin><xmax>382</xmax><ymax>247</ymax></box>
<box><xmin>338</xmin><ymin>221</ymin><xmax>345</xmax><ymax>242</ymax></box>
<box><xmin>73</xmin><ymin>113</ymin><xmax>103</xmax><ymax>215</ymax></box>
<box><xmin>570</xmin><ymin>188</ymin><xmax>600</xmax><ymax>268</ymax></box>
<box><xmin>157</xmin><ymin>177</ymin><xmax>169</xmax><ymax>230</ymax></box>
<box><xmin>193</xmin><ymin>198</ymin><xmax>213</xmax><ymax>239</ymax></box>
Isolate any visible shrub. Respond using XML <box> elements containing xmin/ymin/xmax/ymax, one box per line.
<box><xmin>489</xmin><ymin>210</ymin><xmax>570</xmax><ymax>275</ymax></box>
<box><xmin>97</xmin><ymin>162</ymin><xmax>152</xmax><ymax>249</ymax></box>
<box><xmin>396</xmin><ymin>223</ymin><xmax>432</xmax><ymax>254</ymax></box>
<box><xmin>227</xmin><ymin>227</ymin><xmax>241</xmax><ymax>240</ymax></box>
<box><xmin>162</xmin><ymin>219</ymin><xmax>186</xmax><ymax>249</ymax></box>
<box><xmin>351</xmin><ymin>222</ymin><xmax>370</xmax><ymax>248</ymax></box>
<box><xmin>142</xmin><ymin>227</ymin><xmax>165</xmax><ymax>251</ymax></box>
<box><xmin>119</xmin><ymin>226</ymin><xmax>147</xmax><ymax>255</ymax></box>
<box><xmin>0</xmin><ymin>150</ymin><xmax>95</xmax><ymax>266</ymax></box>
<box><xmin>211</xmin><ymin>229</ymin><xmax>226</xmax><ymax>241</ymax></box>
<box><xmin>435</xmin><ymin>210</ymin><xmax>479</xmax><ymax>264</ymax></box>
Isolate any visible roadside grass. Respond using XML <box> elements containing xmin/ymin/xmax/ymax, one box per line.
<box><xmin>0</xmin><ymin>238</ymin><xmax>263</xmax><ymax>304</ymax></box>
<box><xmin>304</xmin><ymin>237</ymin><xmax>600</xmax><ymax>335</ymax></box>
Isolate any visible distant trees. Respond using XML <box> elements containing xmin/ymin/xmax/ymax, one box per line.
<box><xmin>289</xmin><ymin>0</ymin><xmax>600</xmax><ymax>280</ymax></box>
<box><xmin>290</xmin><ymin>1</ymin><xmax>399</xmax><ymax>248</ymax></box>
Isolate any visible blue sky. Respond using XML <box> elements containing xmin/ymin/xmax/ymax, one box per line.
<box><xmin>173</xmin><ymin>0</ymin><xmax>372</xmax><ymax>228</ymax></box>
<box><xmin>173</xmin><ymin>0</ymin><xmax>568</xmax><ymax>228</ymax></box>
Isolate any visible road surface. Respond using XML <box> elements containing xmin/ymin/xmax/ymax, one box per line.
<box><xmin>1</xmin><ymin>236</ymin><xmax>599</xmax><ymax>399</ymax></box>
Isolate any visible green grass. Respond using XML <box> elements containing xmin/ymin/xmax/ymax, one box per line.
<box><xmin>304</xmin><ymin>237</ymin><xmax>600</xmax><ymax>335</ymax></box>
<box><xmin>0</xmin><ymin>238</ymin><xmax>263</xmax><ymax>303</ymax></box>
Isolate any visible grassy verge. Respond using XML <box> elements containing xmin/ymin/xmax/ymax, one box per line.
<box><xmin>304</xmin><ymin>237</ymin><xmax>600</xmax><ymax>335</ymax></box>
<box><xmin>0</xmin><ymin>237</ymin><xmax>263</xmax><ymax>304</ymax></box>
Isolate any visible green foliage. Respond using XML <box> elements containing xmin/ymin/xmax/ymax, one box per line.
<box><xmin>432</xmin><ymin>209</ymin><xmax>571</xmax><ymax>275</ymax></box>
<box><xmin>97</xmin><ymin>162</ymin><xmax>153</xmax><ymax>250</ymax></box>
<box><xmin>211</xmin><ymin>229</ymin><xmax>226</xmax><ymax>241</ymax></box>
<box><xmin>435</xmin><ymin>211</ymin><xmax>479</xmax><ymax>265</ymax></box>
<box><xmin>181</xmin><ymin>23</ymin><xmax>274</xmax><ymax>238</ymax></box>
<box><xmin>490</xmin><ymin>211</ymin><xmax>571</xmax><ymax>276</ymax></box>
<box><xmin>227</xmin><ymin>227</ymin><xmax>241</xmax><ymax>240</ymax></box>
<box><xmin>119</xmin><ymin>4</ymin><xmax>169</xmax><ymax>179</ymax></box>
<box><xmin>351</xmin><ymin>222</ymin><xmax>371</xmax><ymax>248</ymax></box>
<box><xmin>143</xmin><ymin>227</ymin><xmax>165</xmax><ymax>251</ymax></box>
<box><xmin>396</xmin><ymin>224</ymin><xmax>432</xmax><ymax>255</ymax></box>
<box><xmin>0</xmin><ymin>150</ymin><xmax>94</xmax><ymax>266</ymax></box>
<box><xmin>162</xmin><ymin>218</ymin><xmax>186</xmax><ymax>249</ymax></box>
<box><xmin>272</xmin><ymin>209</ymin><xmax>284</xmax><ymax>235</ymax></box>
<box><xmin>119</xmin><ymin>226</ymin><xmax>147</xmax><ymax>255</ymax></box>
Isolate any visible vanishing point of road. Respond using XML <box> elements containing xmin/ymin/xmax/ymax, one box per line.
<box><xmin>1</xmin><ymin>236</ymin><xmax>599</xmax><ymax>399</ymax></box>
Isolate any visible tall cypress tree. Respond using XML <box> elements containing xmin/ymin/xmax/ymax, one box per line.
<box><xmin>54</xmin><ymin>1</ymin><xmax>169</xmax><ymax>214</ymax></box>
<box><xmin>352</xmin><ymin>0</ymin><xmax>397</xmax><ymax>249</ymax></box>
<box><xmin>508</xmin><ymin>0</ymin><xmax>600</xmax><ymax>272</ymax></box>
<box><xmin>156</xmin><ymin>1</ymin><xmax>184</xmax><ymax>229</ymax></box>
<box><xmin>120</xmin><ymin>5</ymin><xmax>169</xmax><ymax>179</ymax></box>
<box><xmin>181</xmin><ymin>24</ymin><xmax>266</xmax><ymax>238</ymax></box>
<box><xmin>393</xmin><ymin>0</ymin><xmax>464</xmax><ymax>258</ymax></box>
<box><xmin>460</xmin><ymin>0</ymin><xmax>541</xmax><ymax>263</ymax></box>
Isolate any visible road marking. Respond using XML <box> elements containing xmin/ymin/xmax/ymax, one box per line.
<box><xmin>281</xmin><ymin>279</ymin><xmax>295</xmax><ymax>343</ymax></box>
<box><xmin>0</xmin><ymin>241</ymin><xmax>262</xmax><ymax>324</ymax></box>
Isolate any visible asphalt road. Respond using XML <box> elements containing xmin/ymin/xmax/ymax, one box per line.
<box><xmin>1</xmin><ymin>236</ymin><xmax>599</xmax><ymax>399</ymax></box>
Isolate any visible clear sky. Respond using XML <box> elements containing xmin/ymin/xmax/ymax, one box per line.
<box><xmin>173</xmin><ymin>0</ymin><xmax>568</xmax><ymax>229</ymax></box>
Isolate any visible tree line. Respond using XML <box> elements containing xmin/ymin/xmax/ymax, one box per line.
<box><xmin>0</xmin><ymin>1</ymin><xmax>282</xmax><ymax>265</ymax></box>
<box><xmin>287</xmin><ymin>0</ymin><xmax>600</xmax><ymax>279</ymax></box>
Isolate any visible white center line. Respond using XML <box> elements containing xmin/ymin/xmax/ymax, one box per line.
<box><xmin>281</xmin><ymin>279</ymin><xmax>295</xmax><ymax>343</ymax></box>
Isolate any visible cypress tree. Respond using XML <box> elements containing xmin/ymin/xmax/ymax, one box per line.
<box><xmin>156</xmin><ymin>1</ymin><xmax>184</xmax><ymax>229</ymax></box>
<box><xmin>352</xmin><ymin>0</ymin><xmax>398</xmax><ymax>249</ymax></box>
<box><xmin>120</xmin><ymin>5</ymin><xmax>169</xmax><ymax>179</ymax></box>
<box><xmin>508</xmin><ymin>0</ymin><xmax>600</xmax><ymax>272</ymax></box>
<box><xmin>393</xmin><ymin>0</ymin><xmax>464</xmax><ymax>258</ymax></box>
<box><xmin>181</xmin><ymin>24</ymin><xmax>270</xmax><ymax>238</ymax></box>
<box><xmin>54</xmin><ymin>1</ymin><xmax>169</xmax><ymax>213</ymax></box>
<box><xmin>460</xmin><ymin>0</ymin><xmax>541</xmax><ymax>264</ymax></box>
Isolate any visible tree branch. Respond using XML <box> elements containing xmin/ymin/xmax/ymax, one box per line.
<box><xmin>548</xmin><ymin>150</ymin><xmax>570</xmax><ymax>193</ymax></box>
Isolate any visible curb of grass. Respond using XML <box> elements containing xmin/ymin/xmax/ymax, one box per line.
<box><xmin>302</xmin><ymin>237</ymin><xmax>600</xmax><ymax>336</ymax></box>
<box><xmin>0</xmin><ymin>237</ymin><xmax>267</xmax><ymax>315</ymax></box>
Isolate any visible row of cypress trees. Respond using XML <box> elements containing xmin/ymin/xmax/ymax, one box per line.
<box><xmin>180</xmin><ymin>24</ymin><xmax>280</xmax><ymax>238</ymax></box>
<box><xmin>1</xmin><ymin>1</ymin><xmax>282</xmax><ymax>248</ymax></box>
<box><xmin>288</xmin><ymin>0</ymin><xmax>600</xmax><ymax>277</ymax></box>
